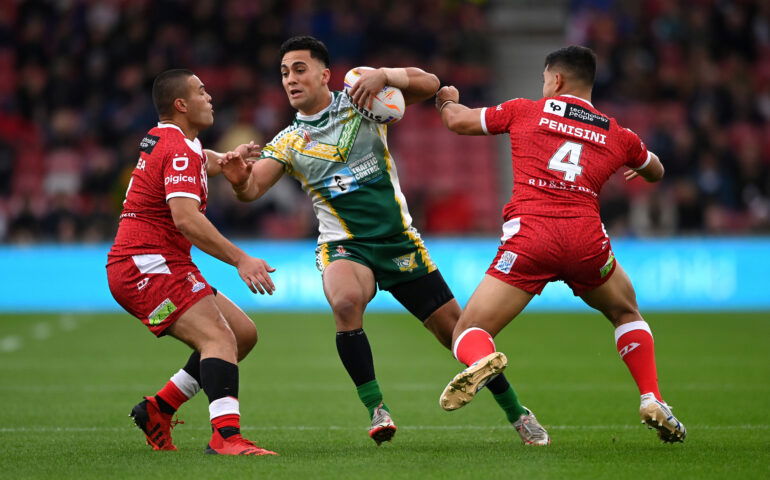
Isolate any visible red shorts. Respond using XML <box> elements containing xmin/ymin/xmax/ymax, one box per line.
<box><xmin>486</xmin><ymin>215</ymin><xmax>616</xmax><ymax>296</ymax></box>
<box><xmin>106</xmin><ymin>254</ymin><xmax>214</xmax><ymax>336</ymax></box>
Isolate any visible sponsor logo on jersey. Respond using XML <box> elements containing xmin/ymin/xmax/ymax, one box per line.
<box><xmin>349</xmin><ymin>152</ymin><xmax>383</xmax><ymax>184</ymax></box>
<box><xmin>136</xmin><ymin>278</ymin><xmax>150</xmax><ymax>291</ymax></box>
<box><xmin>494</xmin><ymin>251</ymin><xmax>518</xmax><ymax>274</ymax></box>
<box><xmin>600</xmin><ymin>251</ymin><xmax>615</xmax><ymax>278</ymax></box>
<box><xmin>173</xmin><ymin>156</ymin><xmax>190</xmax><ymax>171</ymax></box>
<box><xmin>618</xmin><ymin>341</ymin><xmax>640</xmax><ymax>358</ymax></box>
<box><xmin>325</xmin><ymin>168</ymin><xmax>359</xmax><ymax>198</ymax></box>
<box><xmin>136</xmin><ymin>157</ymin><xmax>146</xmax><ymax>170</ymax></box>
<box><xmin>392</xmin><ymin>252</ymin><xmax>417</xmax><ymax>272</ymax></box>
<box><xmin>139</xmin><ymin>134</ymin><xmax>160</xmax><ymax>153</ymax></box>
<box><xmin>333</xmin><ymin>245</ymin><xmax>351</xmax><ymax>257</ymax></box>
<box><xmin>164</xmin><ymin>174</ymin><xmax>197</xmax><ymax>185</ymax></box>
<box><xmin>148</xmin><ymin>298</ymin><xmax>176</xmax><ymax>326</ymax></box>
<box><xmin>545</xmin><ymin>100</ymin><xmax>609</xmax><ymax>130</ymax></box>
<box><xmin>186</xmin><ymin>272</ymin><xmax>206</xmax><ymax>293</ymax></box>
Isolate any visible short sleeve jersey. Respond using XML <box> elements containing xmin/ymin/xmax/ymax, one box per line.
<box><xmin>260</xmin><ymin>91</ymin><xmax>413</xmax><ymax>244</ymax></box>
<box><xmin>109</xmin><ymin>123</ymin><xmax>208</xmax><ymax>259</ymax></box>
<box><xmin>482</xmin><ymin>95</ymin><xmax>650</xmax><ymax>219</ymax></box>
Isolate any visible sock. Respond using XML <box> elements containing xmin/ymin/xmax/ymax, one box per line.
<box><xmin>453</xmin><ymin>327</ymin><xmax>496</xmax><ymax>366</ymax></box>
<box><xmin>615</xmin><ymin>320</ymin><xmax>663</xmax><ymax>402</ymax></box>
<box><xmin>183</xmin><ymin>351</ymin><xmax>202</xmax><ymax>384</ymax></box>
<box><xmin>486</xmin><ymin>374</ymin><xmax>527</xmax><ymax>421</ymax></box>
<box><xmin>155</xmin><ymin>367</ymin><xmax>201</xmax><ymax>414</ymax></box>
<box><xmin>356</xmin><ymin>379</ymin><xmax>389</xmax><ymax>419</ymax></box>
<box><xmin>200</xmin><ymin>357</ymin><xmax>241</xmax><ymax>437</ymax></box>
<box><xmin>336</xmin><ymin>329</ymin><xmax>389</xmax><ymax>417</ymax></box>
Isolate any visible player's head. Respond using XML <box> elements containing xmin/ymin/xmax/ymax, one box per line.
<box><xmin>152</xmin><ymin>69</ymin><xmax>213</xmax><ymax>129</ymax></box>
<box><xmin>542</xmin><ymin>46</ymin><xmax>596</xmax><ymax>98</ymax></box>
<box><xmin>279</xmin><ymin>35</ymin><xmax>332</xmax><ymax>115</ymax></box>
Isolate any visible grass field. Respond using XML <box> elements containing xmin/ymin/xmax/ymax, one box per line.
<box><xmin>1</xmin><ymin>311</ymin><xmax>768</xmax><ymax>479</ymax></box>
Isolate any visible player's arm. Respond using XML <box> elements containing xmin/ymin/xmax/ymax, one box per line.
<box><xmin>217</xmin><ymin>152</ymin><xmax>285</xmax><ymax>202</ymax></box>
<box><xmin>349</xmin><ymin>67</ymin><xmax>440</xmax><ymax>107</ymax></box>
<box><xmin>168</xmin><ymin>197</ymin><xmax>275</xmax><ymax>294</ymax></box>
<box><xmin>204</xmin><ymin>142</ymin><xmax>261</xmax><ymax>177</ymax></box>
<box><xmin>435</xmin><ymin>85</ymin><xmax>485</xmax><ymax>135</ymax></box>
<box><xmin>624</xmin><ymin>152</ymin><xmax>664</xmax><ymax>183</ymax></box>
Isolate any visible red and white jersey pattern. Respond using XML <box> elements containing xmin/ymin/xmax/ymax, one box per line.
<box><xmin>109</xmin><ymin>123</ymin><xmax>208</xmax><ymax>259</ymax></box>
<box><xmin>482</xmin><ymin>95</ymin><xmax>650</xmax><ymax>219</ymax></box>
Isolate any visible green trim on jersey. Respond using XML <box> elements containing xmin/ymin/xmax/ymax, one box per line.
<box><xmin>261</xmin><ymin>91</ymin><xmax>413</xmax><ymax>243</ymax></box>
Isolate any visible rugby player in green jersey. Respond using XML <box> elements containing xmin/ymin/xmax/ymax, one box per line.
<box><xmin>218</xmin><ymin>36</ymin><xmax>547</xmax><ymax>446</ymax></box>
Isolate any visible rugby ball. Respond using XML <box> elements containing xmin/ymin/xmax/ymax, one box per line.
<box><xmin>343</xmin><ymin>67</ymin><xmax>405</xmax><ymax>124</ymax></box>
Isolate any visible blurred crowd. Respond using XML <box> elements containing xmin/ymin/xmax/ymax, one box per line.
<box><xmin>571</xmin><ymin>0</ymin><xmax>770</xmax><ymax>235</ymax></box>
<box><xmin>0</xmin><ymin>0</ymin><xmax>492</xmax><ymax>243</ymax></box>
<box><xmin>1</xmin><ymin>0</ymin><xmax>768</xmax><ymax>244</ymax></box>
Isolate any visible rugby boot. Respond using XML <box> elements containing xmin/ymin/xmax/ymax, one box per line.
<box><xmin>205</xmin><ymin>426</ymin><xmax>278</xmax><ymax>456</ymax></box>
<box><xmin>129</xmin><ymin>396</ymin><xmax>182</xmax><ymax>451</ymax></box>
<box><xmin>368</xmin><ymin>403</ymin><xmax>397</xmax><ymax>446</ymax></box>
<box><xmin>513</xmin><ymin>407</ymin><xmax>551</xmax><ymax>445</ymax></box>
<box><xmin>440</xmin><ymin>352</ymin><xmax>508</xmax><ymax>411</ymax></box>
<box><xmin>639</xmin><ymin>393</ymin><xmax>687</xmax><ymax>443</ymax></box>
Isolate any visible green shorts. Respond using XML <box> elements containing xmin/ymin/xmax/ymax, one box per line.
<box><xmin>315</xmin><ymin>228</ymin><xmax>437</xmax><ymax>290</ymax></box>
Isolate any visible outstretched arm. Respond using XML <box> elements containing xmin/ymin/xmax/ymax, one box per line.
<box><xmin>168</xmin><ymin>197</ymin><xmax>276</xmax><ymax>294</ymax></box>
<box><xmin>205</xmin><ymin>142</ymin><xmax>262</xmax><ymax>177</ymax></box>
<box><xmin>218</xmin><ymin>151</ymin><xmax>285</xmax><ymax>202</ymax></box>
<box><xmin>349</xmin><ymin>67</ymin><xmax>440</xmax><ymax>107</ymax></box>
<box><xmin>435</xmin><ymin>85</ymin><xmax>486</xmax><ymax>135</ymax></box>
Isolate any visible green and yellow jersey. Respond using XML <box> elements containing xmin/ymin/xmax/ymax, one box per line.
<box><xmin>261</xmin><ymin>91</ymin><xmax>414</xmax><ymax>244</ymax></box>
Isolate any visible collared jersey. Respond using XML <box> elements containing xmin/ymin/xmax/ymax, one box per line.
<box><xmin>261</xmin><ymin>91</ymin><xmax>413</xmax><ymax>244</ymax></box>
<box><xmin>109</xmin><ymin>123</ymin><xmax>208</xmax><ymax>259</ymax></box>
<box><xmin>482</xmin><ymin>94</ymin><xmax>650</xmax><ymax>220</ymax></box>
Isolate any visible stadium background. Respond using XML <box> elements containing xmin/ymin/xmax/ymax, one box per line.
<box><xmin>1</xmin><ymin>2</ymin><xmax>769</xmax><ymax>478</ymax></box>
<box><xmin>1</xmin><ymin>0</ymin><xmax>769</xmax><ymax>311</ymax></box>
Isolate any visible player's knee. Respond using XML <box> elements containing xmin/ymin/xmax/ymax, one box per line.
<box><xmin>236</xmin><ymin>323</ymin><xmax>258</xmax><ymax>361</ymax></box>
<box><xmin>330</xmin><ymin>295</ymin><xmax>365</xmax><ymax>324</ymax></box>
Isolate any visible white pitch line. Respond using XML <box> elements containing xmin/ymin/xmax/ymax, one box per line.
<box><xmin>1</xmin><ymin>425</ymin><xmax>767</xmax><ymax>433</ymax></box>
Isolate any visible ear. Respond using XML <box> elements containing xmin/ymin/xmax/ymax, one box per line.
<box><xmin>554</xmin><ymin>72</ymin><xmax>566</xmax><ymax>94</ymax></box>
<box><xmin>321</xmin><ymin>67</ymin><xmax>331</xmax><ymax>87</ymax></box>
<box><xmin>173</xmin><ymin>98</ymin><xmax>188</xmax><ymax>114</ymax></box>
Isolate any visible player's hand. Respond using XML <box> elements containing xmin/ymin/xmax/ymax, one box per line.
<box><xmin>624</xmin><ymin>169</ymin><xmax>640</xmax><ymax>181</ymax></box>
<box><xmin>349</xmin><ymin>68</ymin><xmax>387</xmax><ymax>110</ymax></box>
<box><xmin>435</xmin><ymin>86</ymin><xmax>460</xmax><ymax>111</ymax></box>
<box><xmin>218</xmin><ymin>150</ymin><xmax>253</xmax><ymax>188</ymax></box>
<box><xmin>236</xmin><ymin>256</ymin><xmax>276</xmax><ymax>295</ymax></box>
<box><xmin>234</xmin><ymin>141</ymin><xmax>262</xmax><ymax>160</ymax></box>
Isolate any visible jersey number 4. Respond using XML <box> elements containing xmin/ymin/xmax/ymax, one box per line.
<box><xmin>548</xmin><ymin>141</ymin><xmax>583</xmax><ymax>181</ymax></box>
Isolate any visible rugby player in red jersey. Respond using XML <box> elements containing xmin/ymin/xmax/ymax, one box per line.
<box><xmin>106</xmin><ymin>69</ymin><xmax>277</xmax><ymax>455</ymax></box>
<box><xmin>435</xmin><ymin>46</ymin><xmax>686</xmax><ymax>444</ymax></box>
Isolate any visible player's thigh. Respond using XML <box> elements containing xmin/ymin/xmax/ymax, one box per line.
<box><xmin>580</xmin><ymin>262</ymin><xmax>641</xmax><ymax>326</ymax></box>
<box><xmin>166</xmin><ymin>295</ymin><xmax>237</xmax><ymax>362</ymax></box>
<box><xmin>322</xmin><ymin>259</ymin><xmax>376</xmax><ymax>322</ymax></box>
<box><xmin>457</xmin><ymin>274</ymin><xmax>534</xmax><ymax>339</ymax></box>
<box><xmin>212</xmin><ymin>291</ymin><xmax>257</xmax><ymax>361</ymax></box>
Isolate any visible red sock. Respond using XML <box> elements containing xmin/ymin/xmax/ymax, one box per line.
<box><xmin>615</xmin><ymin>320</ymin><xmax>663</xmax><ymax>402</ymax></box>
<box><xmin>454</xmin><ymin>328</ymin><xmax>496</xmax><ymax>366</ymax></box>
<box><xmin>211</xmin><ymin>413</ymin><xmax>240</xmax><ymax>432</ymax></box>
<box><xmin>156</xmin><ymin>381</ymin><xmax>189</xmax><ymax>412</ymax></box>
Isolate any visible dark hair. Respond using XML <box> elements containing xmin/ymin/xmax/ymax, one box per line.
<box><xmin>152</xmin><ymin>69</ymin><xmax>194</xmax><ymax>117</ymax></box>
<box><xmin>279</xmin><ymin>35</ymin><xmax>330</xmax><ymax>67</ymax></box>
<box><xmin>544</xmin><ymin>46</ymin><xmax>597</xmax><ymax>86</ymax></box>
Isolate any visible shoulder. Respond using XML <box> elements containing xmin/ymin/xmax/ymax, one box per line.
<box><xmin>266</xmin><ymin>122</ymin><xmax>303</xmax><ymax>147</ymax></box>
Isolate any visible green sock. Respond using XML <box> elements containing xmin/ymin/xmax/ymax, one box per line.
<box><xmin>356</xmin><ymin>379</ymin><xmax>389</xmax><ymax>419</ymax></box>
<box><xmin>492</xmin><ymin>385</ymin><xmax>528</xmax><ymax>422</ymax></box>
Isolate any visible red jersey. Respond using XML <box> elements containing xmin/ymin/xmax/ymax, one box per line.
<box><xmin>109</xmin><ymin>123</ymin><xmax>208</xmax><ymax>260</ymax></box>
<box><xmin>482</xmin><ymin>94</ymin><xmax>650</xmax><ymax>219</ymax></box>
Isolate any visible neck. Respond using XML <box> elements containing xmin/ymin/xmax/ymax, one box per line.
<box><xmin>159</xmin><ymin>118</ymin><xmax>198</xmax><ymax>140</ymax></box>
<box><xmin>557</xmin><ymin>88</ymin><xmax>592</xmax><ymax>103</ymax></box>
<box><xmin>298</xmin><ymin>89</ymin><xmax>332</xmax><ymax>116</ymax></box>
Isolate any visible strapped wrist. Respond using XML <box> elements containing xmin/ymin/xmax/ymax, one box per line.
<box><xmin>438</xmin><ymin>100</ymin><xmax>456</xmax><ymax>112</ymax></box>
<box><xmin>381</xmin><ymin>68</ymin><xmax>409</xmax><ymax>89</ymax></box>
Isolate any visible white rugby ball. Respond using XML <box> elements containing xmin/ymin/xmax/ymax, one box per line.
<box><xmin>343</xmin><ymin>67</ymin><xmax>405</xmax><ymax>124</ymax></box>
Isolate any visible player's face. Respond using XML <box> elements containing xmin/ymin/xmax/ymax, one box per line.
<box><xmin>542</xmin><ymin>67</ymin><xmax>558</xmax><ymax>98</ymax></box>
<box><xmin>280</xmin><ymin>50</ymin><xmax>331</xmax><ymax>115</ymax></box>
<box><xmin>185</xmin><ymin>75</ymin><xmax>214</xmax><ymax>129</ymax></box>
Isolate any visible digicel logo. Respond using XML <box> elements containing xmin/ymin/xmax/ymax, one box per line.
<box><xmin>165</xmin><ymin>175</ymin><xmax>197</xmax><ymax>185</ymax></box>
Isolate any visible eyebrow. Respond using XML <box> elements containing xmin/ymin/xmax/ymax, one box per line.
<box><xmin>281</xmin><ymin>61</ymin><xmax>308</xmax><ymax>69</ymax></box>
